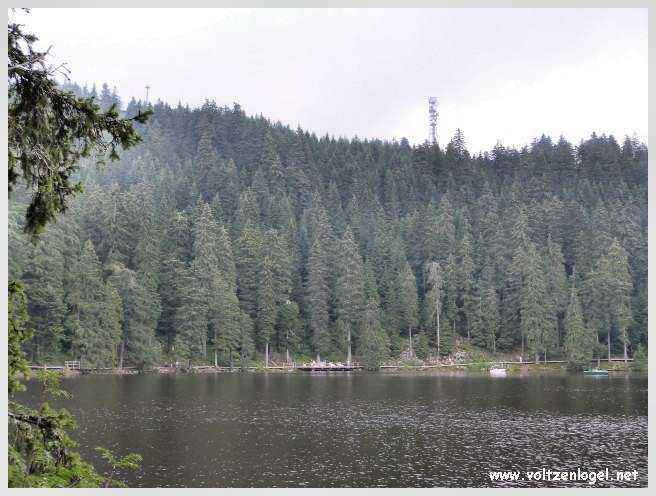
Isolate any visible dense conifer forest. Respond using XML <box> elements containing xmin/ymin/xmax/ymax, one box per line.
<box><xmin>9</xmin><ymin>83</ymin><xmax>648</xmax><ymax>370</ymax></box>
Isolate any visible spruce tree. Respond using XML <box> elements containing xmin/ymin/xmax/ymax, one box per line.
<box><xmin>237</xmin><ymin>312</ymin><xmax>255</xmax><ymax>369</ymax></box>
<box><xmin>257</xmin><ymin>256</ymin><xmax>277</xmax><ymax>366</ymax></box>
<box><xmin>173</xmin><ymin>265</ymin><xmax>208</xmax><ymax>365</ymax></box>
<box><xmin>279</xmin><ymin>300</ymin><xmax>302</xmax><ymax>364</ymax></box>
<box><xmin>397</xmin><ymin>262</ymin><xmax>420</xmax><ymax>357</ymax></box>
<box><xmin>543</xmin><ymin>234</ymin><xmax>569</xmax><ymax>348</ymax></box>
<box><xmin>108</xmin><ymin>263</ymin><xmax>161</xmax><ymax>369</ymax></box>
<box><xmin>66</xmin><ymin>241</ymin><xmax>123</xmax><ymax>368</ymax></box>
<box><xmin>358</xmin><ymin>298</ymin><xmax>389</xmax><ymax>370</ymax></box>
<box><xmin>236</xmin><ymin>224</ymin><xmax>264</xmax><ymax>321</ymax></box>
<box><xmin>335</xmin><ymin>227</ymin><xmax>366</xmax><ymax>364</ymax></box>
<box><xmin>440</xmin><ymin>254</ymin><xmax>458</xmax><ymax>356</ymax></box>
<box><xmin>424</xmin><ymin>261</ymin><xmax>444</xmax><ymax>357</ymax></box>
<box><xmin>564</xmin><ymin>270</ymin><xmax>595</xmax><ymax>370</ymax></box>
<box><xmin>520</xmin><ymin>241</ymin><xmax>557</xmax><ymax>362</ymax></box>
<box><xmin>210</xmin><ymin>277</ymin><xmax>242</xmax><ymax>366</ymax></box>
<box><xmin>21</xmin><ymin>227</ymin><xmax>67</xmax><ymax>360</ymax></box>
<box><xmin>306</xmin><ymin>235</ymin><xmax>331</xmax><ymax>360</ymax></box>
<box><xmin>584</xmin><ymin>239</ymin><xmax>633</xmax><ymax>361</ymax></box>
<box><xmin>455</xmin><ymin>216</ymin><xmax>476</xmax><ymax>339</ymax></box>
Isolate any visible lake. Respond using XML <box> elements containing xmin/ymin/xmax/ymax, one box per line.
<box><xmin>19</xmin><ymin>371</ymin><xmax>648</xmax><ymax>487</ymax></box>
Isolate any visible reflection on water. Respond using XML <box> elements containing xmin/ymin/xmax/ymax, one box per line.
<box><xmin>19</xmin><ymin>372</ymin><xmax>647</xmax><ymax>487</ymax></box>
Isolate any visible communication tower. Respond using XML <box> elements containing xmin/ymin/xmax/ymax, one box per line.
<box><xmin>428</xmin><ymin>97</ymin><xmax>438</xmax><ymax>145</ymax></box>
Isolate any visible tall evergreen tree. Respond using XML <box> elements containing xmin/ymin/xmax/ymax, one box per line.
<box><xmin>520</xmin><ymin>241</ymin><xmax>557</xmax><ymax>362</ymax></box>
<box><xmin>306</xmin><ymin>235</ymin><xmax>331</xmax><ymax>360</ymax></box>
<box><xmin>584</xmin><ymin>239</ymin><xmax>633</xmax><ymax>361</ymax></box>
<box><xmin>397</xmin><ymin>262</ymin><xmax>419</xmax><ymax>357</ymax></box>
<box><xmin>236</xmin><ymin>224</ymin><xmax>264</xmax><ymax>321</ymax></box>
<box><xmin>66</xmin><ymin>241</ymin><xmax>123</xmax><ymax>368</ymax></box>
<box><xmin>564</xmin><ymin>269</ymin><xmax>595</xmax><ymax>370</ymax></box>
<box><xmin>334</xmin><ymin>227</ymin><xmax>366</xmax><ymax>364</ymax></box>
<box><xmin>257</xmin><ymin>255</ymin><xmax>277</xmax><ymax>366</ymax></box>
<box><xmin>21</xmin><ymin>227</ymin><xmax>67</xmax><ymax>359</ymax></box>
<box><xmin>108</xmin><ymin>263</ymin><xmax>161</xmax><ymax>369</ymax></box>
<box><xmin>358</xmin><ymin>298</ymin><xmax>389</xmax><ymax>370</ymax></box>
<box><xmin>279</xmin><ymin>300</ymin><xmax>302</xmax><ymax>364</ymax></box>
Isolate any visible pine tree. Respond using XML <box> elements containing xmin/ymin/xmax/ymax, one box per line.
<box><xmin>471</xmin><ymin>265</ymin><xmax>500</xmax><ymax>352</ymax></box>
<box><xmin>397</xmin><ymin>262</ymin><xmax>419</xmax><ymax>357</ymax></box>
<box><xmin>564</xmin><ymin>270</ymin><xmax>595</xmax><ymax>370</ymax></box>
<box><xmin>456</xmin><ymin>216</ymin><xmax>476</xmax><ymax>339</ymax></box>
<box><xmin>306</xmin><ymin>235</ymin><xmax>331</xmax><ymax>360</ymax></box>
<box><xmin>500</xmin><ymin>208</ymin><xmax>530</xmax><ymax>351</ymax></box>
<box><xmin>520</xmin><ymin>241</ymin><xmax>557</xmax><ymax>362</ymax></box>
<box><xmin>542</xmin><ymin>234</ymin><xmax>568</xmax><ymax>348</ymax></box>
<box><xmin>424</xmin><ymin>261</ymin><xmax>443</xmax><ymax>357</ymax></box>
<box><xmin>66</xmin><ymin>241</ymin><xmax>123</xmax><ymax>368</ymax></box>
<box><xmin>279</xmin><ymin>300</ymin><xmax>302</xmax><ymax>364</ymax></box>
<box><xmin>334</xmin><ymin>227</ymin><xmax>366</xmax><ymax>364</ymax></box>
<box><xmin>108</xmin><ymin>263</ymin><xmax>161</xmax><ymax>369</ymax></box>
<box><xmin>440</xmin><ymin>254</ymin><xmax>458</xmax><ymax>356</ymax></box>
<box><xmin>358</xmin><ymin>298</ymin><xmax>389</xmax><ymax>370</ymax></box>
<box><xmin>257</xmin><ymin>256</ymin><xmax>277</xmax><ymax>366</ymax></box>
<box><xmin>237</xmin><ymin>312</ymin><xmax>255</xmax><ymax>369</ymax></box>
<box><xmin>21</xmin><ymin>227</ymin><xmax>67</xmax><ymax>360</ymax></box>
<box><xmin>173</xmin><ymin>265</ymin><xmax>208</xmax><ymax>365</ymax></box>
<box><xmin>210</xmin><ymin>277</ymin><xmax>242</xmax><ymax>366</ymax></box>
<box><xmin>233</xmin><ymin>188</ymin><xmax>260</xmax><ymax>235</ymax></box>
<box><xmin>236</xmin><ymin>224</ymin><xmax>264</xmax><ymax>321</ymax></box>
<box><xmin>265</xmin><ymin>229</ymin><xmax>293</xmax><ymax>307</ymax></box>
<box><xmin>435</xmin><ymin>195</ymin><xmax>456</xmax><ymax>263</ymax></box>
<box><xmin>584</xmin><ymin>239</ymin><xmax>633</xmax><ymax>361</ymax></box>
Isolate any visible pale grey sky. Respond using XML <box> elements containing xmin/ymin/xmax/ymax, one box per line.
<box><xmin>19</xmin><ymin>8</ymin><xmax>648</xmax><ymax>152</ymax></box>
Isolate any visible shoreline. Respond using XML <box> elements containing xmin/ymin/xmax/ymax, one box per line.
<box><xmin>23</xmin><ymin>359</ymin><xmax>636</xmax><ymax>378</ymax></box>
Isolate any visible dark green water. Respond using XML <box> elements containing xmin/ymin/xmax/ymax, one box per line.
<box><xmin>19</xmin><ymin>372</ymin><xmax>647</xmax><ymax>487</ymax></box>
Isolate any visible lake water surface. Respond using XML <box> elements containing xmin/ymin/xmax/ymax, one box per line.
<box><xmin>20</xmin><ymin>372</ymin><xmax>648</xmax><ymax>487</ymax></box>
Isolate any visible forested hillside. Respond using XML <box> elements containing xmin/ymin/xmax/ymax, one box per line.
<box><xmin>9</xmin><ymin>83</ymin><xmax>648</xmax><ymax>369</ymax></box>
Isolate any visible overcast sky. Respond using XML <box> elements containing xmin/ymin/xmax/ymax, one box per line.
<box><xmin>20</xmin><ymin>8</ymin><xmax>647</xmax><ymax>152</ymax></box>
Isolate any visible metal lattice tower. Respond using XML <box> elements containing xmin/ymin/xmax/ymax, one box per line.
<box><xmin>428</xmin><ymin>96</ymin><xmax>438</xmax><ymax>145</ymax></box>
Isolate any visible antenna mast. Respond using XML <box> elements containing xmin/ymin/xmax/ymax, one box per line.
<box><xmin>428</xmin><ymin>96</ymin><xmax>438</xmax><ymax>145</ymax></box>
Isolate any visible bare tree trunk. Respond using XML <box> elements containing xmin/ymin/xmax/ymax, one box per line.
<box><xmin>436</xmin><ymin>311</ymin><xmax>441</xmax><ymax>358</ymax></box>
<box><xmin>607</xmin><ymin>329</ymin><xmax>611</xmax><ymax>363</ymax></box>
<box><xmin>286</xmin><ymin>347</ymin><xmax>290</xmax><ymax>365</ymax></box>
<box><xmin>214</xmin><ymin>350</ymin><xmax>217</xmax><ymax>367</ymax></box>
<box><xmin>347</xmin><ymin>326</ymin><xmax>352</xmax><ymax>366</ymax></box>
<box><xmin>623</xmin><ymin>337</ymin><xmax>628</xmax><ymax>363</ymax></box>
<box><xmin>409</xmin><ymin>327</ymin><xmax>413</xmax><ymax>358</ymax></box>
<box><xmin>118</xmin><ymin>340</ymin><xmax>125</xmax><ymax>369</ymax></box>
<box><xmin>265</xmin><ymin>342</ymin><xmax>269</xmax><ymax>368</ymax></box>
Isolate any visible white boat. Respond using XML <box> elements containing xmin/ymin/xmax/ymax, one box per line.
<box><xmin>489</xmin><ymin>367</ymin><xmax>507</xmax><ymax>377</ymax></box>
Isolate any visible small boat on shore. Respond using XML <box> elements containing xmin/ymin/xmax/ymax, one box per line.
<box><xmin>583</xmin><ymin>368</ymin><xmax>609</xmax><ymax>376</ymax></box>
<box><xmin>489</xmin><ymin>367</ymin><xmax>507</xmax><ymax>377</ymax></box>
